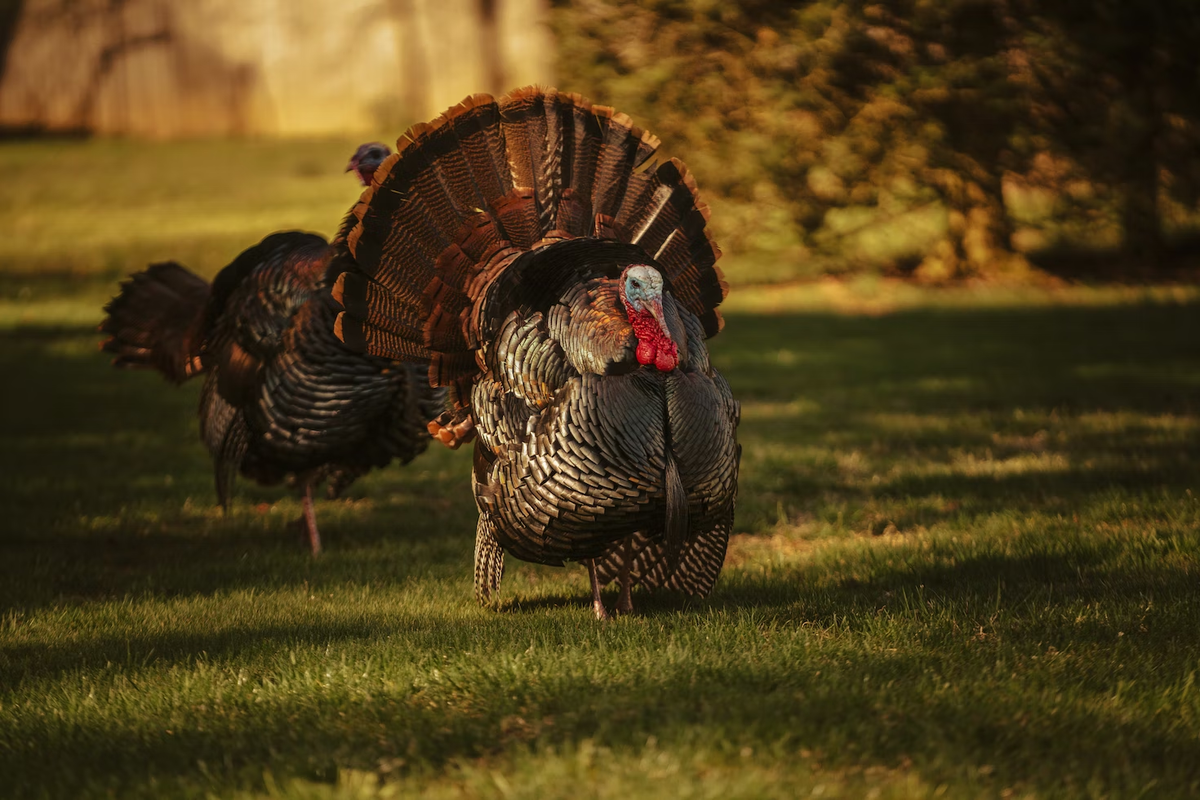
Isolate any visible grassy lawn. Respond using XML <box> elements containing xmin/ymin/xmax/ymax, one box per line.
<box><xmin>2</xmin><ymin>140</ymin><xmax>1200</xmax><ymax>798</ymax></box>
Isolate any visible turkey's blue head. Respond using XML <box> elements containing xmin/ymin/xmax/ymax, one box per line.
<box><xmin>346</xmin><ymin>142</ymin><xmax>392</xmax><ymax>186</ymax></box>
<box><xmin>619</xmin><ymin>265</ymin><xmax>678</xmax><ymax>372</ymax></box>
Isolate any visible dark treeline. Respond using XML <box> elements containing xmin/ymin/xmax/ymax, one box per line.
<box><xmin>552</xmin><ymin>0</ymin><xmax>1200</xmax><ymax>280</ymax></box>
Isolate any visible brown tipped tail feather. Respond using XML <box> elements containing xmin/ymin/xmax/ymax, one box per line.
<box><xmin>99</xmin><ymin>262</ymin><xmax>210</xmax><ymax>384</ymax></box>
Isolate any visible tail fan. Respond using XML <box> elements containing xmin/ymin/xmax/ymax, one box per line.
<box><xmin>333</xmin><ymin>86</ymin><xmax>727</xmax><ymax>406</ymax></box>
<box><xmin>99</xmin><ymin>262</ymin><xmax>210</xmax><ymax>384</ymax></box>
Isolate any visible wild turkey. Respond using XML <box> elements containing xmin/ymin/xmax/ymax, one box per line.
<box><xmin>99</xmin><ymin>145</ymin><xmax>445</xmax><ymax>555</ymax></box>
<box><xmin>332</xmin><ymin>87</ymin><xmax>741</xmax><ymax>617</ymax></box>
<box><xmin>346</xmin><ymin>142</ymin><xmax>393</xmax><ymax>186</ymax></box>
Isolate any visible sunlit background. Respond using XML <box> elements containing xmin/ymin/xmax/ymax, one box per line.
<box><xmin>4</xmin><ymin>0</ymin><xmax>1199</xmax><ymax>285</ymax></box>
<box><xmin>0</xmin><ymin>0</ymin><xmax>552</xmax><ymax>137</ymax></box>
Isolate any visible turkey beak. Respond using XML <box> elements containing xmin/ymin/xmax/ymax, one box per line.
<box><xmin>648</xmin><ymin>297</ymin><xmax>672</xmax><ymax>340</ymax></box>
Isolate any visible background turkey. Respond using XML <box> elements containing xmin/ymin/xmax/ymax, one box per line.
<box><xmin>333</xmin><ymin>87</ymin><xmax>740</xmax><ymax>617</ymax></box>
<box><xmin>99</xmin><ymin>145</ymin><xmax>446</xmax><ymax>555</ymax></box>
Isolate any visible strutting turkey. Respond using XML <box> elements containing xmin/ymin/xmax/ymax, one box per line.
<box><xmin>332</xmin><ymin>87</ymin><xmax>741</xmax><ymax>617</ymax></box>
<box><xmin>99</xmin><ymin>144</ymin><xmax>446</xmax><ymax>555</ymax></box>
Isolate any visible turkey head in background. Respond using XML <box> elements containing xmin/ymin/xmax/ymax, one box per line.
<box><xmin>333</xmin><ymin>88</ymin><xmax>741</xmax><ymax>618</ymax></box>
<box><xmin>99</xmin><ymin>143</ymin><xmax>443</xmax><ymax>556</ymax></box>
<box><xmin>346</xmin><ymin>142</ymin><xmax>393</xmax><ymax>186</ymax></box>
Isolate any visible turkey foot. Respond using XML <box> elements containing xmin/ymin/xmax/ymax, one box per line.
<box><xmin>586</xmin><ymin>559</ymin><xmax>610</xmax><ymax>621</ymax></box>
<box><xmin>427</xmin><ymin>412</ymin><xmax>476</xmax><ymax>450</ymax></box>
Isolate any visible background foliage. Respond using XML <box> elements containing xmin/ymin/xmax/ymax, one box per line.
<box><xmin>551</xmin><ymin>0</ymin><xmax>1200</xmax><ymax>281</ymax></box>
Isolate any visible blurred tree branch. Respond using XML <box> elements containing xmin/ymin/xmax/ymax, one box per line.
<box><xmin>551</xmin><ymin>0</ymin><xmax>1200</xmax><ymax>279</ymax></box>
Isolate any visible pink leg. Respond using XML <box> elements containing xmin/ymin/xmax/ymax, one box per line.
<box><xmin>586</xmin><ymin>559</ymin><xmax>609</xmax><ymax>621</ymax></box>
<box><xmin>302</xmin><ymin>482</ymin><xmax>322</xmax><ymax>556</ymax></box>
<box><xmin>616</xmin><ymin>538</ymin><xmax>633</xmax><ymax>615</ymax></box>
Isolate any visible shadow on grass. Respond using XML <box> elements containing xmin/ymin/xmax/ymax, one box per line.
<box><xmin>5</xmin><ymin>535</ymin><xmax>1195</xmax><ymax>692</ymax></box>
<box><xmin>2</xmin><ymin>297</ymin><xmax>1198</xmax><ymax>605</ymax></box>
<box><xmin>3</xmin><ymin>564</ymin><xmax>1199</xmax><ymax>797</ymax></box>
<box><xmin>0</xmin><ymin>302</ymin><xmax>1195</xmax><ymax>614</ymax></box>
<box><xmin>2</xmin><ymin>297</ymin><xmax>1199</xmax><ymax>797</ymax></box>
<box><xmin>0</xmin><ymin>613</ymin><xmax>414</xmax><ymax>690</ymax></box>
<box><xmin>717</xmin><ymin>301</ymin><xmax>1200</xmax><ymax>416</ymax></box>
<box><xmin>0</xmin><ymin>270</ymin><xmax>120</xmax><ymax>299</ymax></box>
<box><xmin>0</xmin><ymin>323</ymin><xmax>479</xmax><ymax>616</ymax></box>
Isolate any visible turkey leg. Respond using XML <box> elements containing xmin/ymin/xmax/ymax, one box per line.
<box><xmin>616</xmin><ymin>537</ymin><xmax>633</xmax><ymax>615</ymax></box>
<box><xmin>302</xmin><ymin>481</ymin><xmax>322</xmax><ymax>556</ymax></box>
<box><xmin>586</xmin><ymin>559</ymin><xmax>609</xmax><ymax>620</ymax></box>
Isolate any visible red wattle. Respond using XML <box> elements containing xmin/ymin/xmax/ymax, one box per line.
<box><xmin>625</xmin><ymin>302</ymin><xmax>679</xmax><ymax>372</ymax></box>
<box><xmin>636</xmin><ymin>340</ymin><xmax>657</xmax><ymax>366</ymax></box>
<box><xmin>655</xmin><ymin>348</ymin><xmax>677</xmax><ymax>371</ymax></box>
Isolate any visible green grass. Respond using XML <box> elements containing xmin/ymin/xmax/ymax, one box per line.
<box><xmin>0</xmin><ymin>137</ymin><xmax>884</xmax><ymax>294</ymax></box>
<box><xmin>2</xmin><ymin>140</ymin><xmax>1200</xmax><ymax>798</ymax></box>
<box><xmin>0</xmin><ymin>138</ymin><xmax>369</xmax><ymax>330</ymax></box>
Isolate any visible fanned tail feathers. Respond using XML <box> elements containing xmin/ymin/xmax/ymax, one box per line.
<box><xmin>332</xmin><ymin>86</ymin><xmax>727</xmax><ymax>396</ymax></box>
<box><xmin>99</xmin><ymin>262</ymin><xmax>210</xmax><ymax>383</ymax></box>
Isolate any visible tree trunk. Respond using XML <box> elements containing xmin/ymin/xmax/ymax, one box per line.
<box><xmin>391</xmin><ymin>0</ymin><xmax>430</xmax><ymax>122</ymax></box>
<box><xmin>918</xmin><ymin>169</ymin><xmax>1022</xmax><ymax>281</ymax></box>
<box><xmin>477</xmin><ymin>0</ymin><xmax>505</xmax><ymax>95</ymax></box>
<box><xmin>963</xmin><ymin>172</ymin><xmax>1016</xmax><ymax>271</ymax></box>
<box><xmin>1120</xmin><ymin>136</ymin><xmax>1162</xmax><ymax>261</ymax></box>
<box><xmin>950</xmin><ymin>172</ymin><xmax>1022</xmax><ymax>279</ymax></box>
<box><xmin>1119</xmin><ymin>66</ymin><xmax>1163</xmax><ymax>261</ymax></box>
